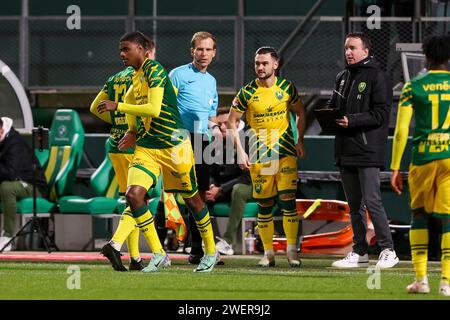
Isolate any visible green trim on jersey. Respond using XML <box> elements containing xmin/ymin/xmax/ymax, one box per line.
<box><xmin>232</xmin><ymin>77</ymin><xmax>299</xmax><ymax>163</ymax></box>
<box><xmin>136</xmin><ymin>59</ymin><xmax>186</xmax><ymax>149</ymax></box>
<box><xmin>400</xmin><ymin>71</ymin><xmax>450</xmax><ymax>165</ymax></box>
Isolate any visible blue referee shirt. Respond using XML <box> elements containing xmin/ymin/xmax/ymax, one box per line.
<box><xmin>169</xmin><ymin>63</ymin><xmax>218</xmax><ymax>134</ymax></box>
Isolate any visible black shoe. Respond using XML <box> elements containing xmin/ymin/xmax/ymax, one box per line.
<box><xmin>101</xmin><ymin>243</ymin><xmax>127</xmax><ymax>272</ymax></box>
<box><xmin>188</xmin><ymin>247</ymin><xmax>205</xmax><ymax>264</ymax></box>
<box><xmin>129</xmin><ymin>258</ymin><xmax>145</xmax><ymax>271</ymax></box>
<box><xmin>188</xmin><ymin>250</ymin><xmax>204</xmax><ymax>264</ymax></box>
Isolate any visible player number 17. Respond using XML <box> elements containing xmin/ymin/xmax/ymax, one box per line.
<box><xmin>428</xmin><ymin>94</ymin><xmax>450</xmax><ymax>130</ymax></box>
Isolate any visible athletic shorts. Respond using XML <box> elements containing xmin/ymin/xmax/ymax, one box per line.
<box><xmin>127</xmin><ymin>139</ymin><xmax>198</xmax><ymax>198</ymax></box>
<box><xmin>408</xmin><ymin>158</ymin><xmax>450</xmax><ymax>217</ymax></box>
<box><xmin>250</xmin><ymin>155</ymin><xmax>298</xmax><ymax>200</ymax></box>
<box><xmin>108</xmin><ymin>153</ymin><xmax>133</xmax><ymax>195</ymax></box>
<box><xmin>189</xmin><ymin>132</ymin><xmax>210</xmax><ymax>192</ymax></box>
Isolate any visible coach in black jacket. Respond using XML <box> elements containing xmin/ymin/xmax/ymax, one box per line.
<box><xmin>327</xmin><ymin>32</ymin><xmax>399</xmax><ymax>269</ymax></box>
<box><xmin>0</xmin><ymin>117</ymin><xmax>48</xmax><ymax>250</ymax></box>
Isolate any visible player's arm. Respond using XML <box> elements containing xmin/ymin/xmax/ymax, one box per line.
<box><xmin>390</xmin><ymin>82</ymin><xmax>413</xmax><ymax>195</ymax></box>
<box><xmin>287</xmin><ymin>82</ymin><xmax>306</xmax><ymax>158</ymax></box>
<box><xmin>208</xmin><ymin>87</ymin><xmax>220</xmax><ymax>134</ymax></box>
<box><xmin>116</xmin><ymin>65</ymin><xmax>169</xmax><ymax>118</ymax></box>
<box><xmin>116</xmin><ymin>87</ymin><xmax>163</xmax><ymax>118</ymax></box>
<box><xmin>118</xmin><ymin>86</ymin><xmax>138</xmax><ymax>151</ymax></box>
<box><xmin>90</xmin><ymin>90</ymin><xmax>112</xmax><ymax>124</ymax></box>
<box><xmin>97</xmin><ymin>84</ymin><xmax>164</xmax><ymax>118</ymax></box>
<box><xmin>227</xmin><ymin>108</ymin><xmax>249</xmax><ymax>170</ymax></box>
<box><xmin>289</xmin><ymin>98</ymin><xmax>306</xmax><ymax>159</ymax></box>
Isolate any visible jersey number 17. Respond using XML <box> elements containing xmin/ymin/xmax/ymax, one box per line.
<box><xmin>428</xmin><ymin>94</ymin><xmax>450</xmax><ymax>130</ymax></box>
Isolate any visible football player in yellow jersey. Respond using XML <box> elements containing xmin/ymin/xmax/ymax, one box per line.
<box><xmin>391</xmin><ymin>35</ymin><xmax>450</xmax><ymax>296</ymax></box>
<box><xmin>228</xmin><ymin>47</ymin><xmax>306</xmax><ymax>267</ymax></box>
<box><xmin>90</xmin><ymin>36</ymin><xmax>155</xmax><ymax>271</ymax></box>
<box><xmin>97</xmin><ymin>31</ymin><xmax>219</xmax><ymax>273</ymax></box>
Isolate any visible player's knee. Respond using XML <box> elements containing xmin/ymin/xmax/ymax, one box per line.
<box><xmin>183</xmin><ymin>193</ymin><xmax>203</xmax><ymax>213</ymax></box>
<box><xmin>412</xmin><ymin>209</ymin><xmax>428</xmax><ymax>221</ymax></box>
<box><xmin>125</xmin><ymin>187</ymin><xmax>146</xmax><ymax>207</ymax></box>
<box><xmin>0</xmin><ymin>181</ymin><xmax>14</xmax><ymax>196</ymax></box>
<box><xmin>279</xmin><ymin>193</ymin><xmax>295</xmax><ymax>201</ymax></box>
<box><xmin>259</xmin><ymin>199</ymin><xmax>274</xmax><ymax>208</ymax></box>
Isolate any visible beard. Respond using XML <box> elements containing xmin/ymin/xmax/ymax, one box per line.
<box><xmin>257</xmin><ymin>70</ymin><xmax>274</xmax><ymax>80</ymax></box>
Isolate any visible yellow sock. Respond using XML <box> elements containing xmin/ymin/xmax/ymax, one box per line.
<box><xmin>258</xmin><ymin>204</ymin><xmax>274</xmax><ymax>252</ymax></box>
<box><xmin>192</xmin><ymin>206</ymin><xmax>215</xmax><ymax>255</ymax></box>
<box><xmin>126</xmin><ymin>227</ymin><xmax>140</xmax><ymax>260</ymax></box>
<box><xmin>410</xmin><ymin>228</ymin><xmax>429</xmax><ymax>280</ymax></box>
<box><xmin>111</xmin><ymin>207</ymin><xmax>136</xmax><ymax>246</ymax></box>
<box><xmin>282</xmin><ymin>209</ymin><xmax>299</xmax><ymax>246</ymax></box>
<box><xmin>441</xmin><ymin>231</ymin><xmax>450</xmax><ymax>284</ymax></box>
<box><xmin>134</xmin><ymin>207</ymin><xmax>164</xmax><ymax>254</ymax></box>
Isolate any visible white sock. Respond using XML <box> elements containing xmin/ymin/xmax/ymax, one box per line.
<box><xmin>264</xmin><ymin>249</ymin><xmax>274</xmax><ymax>256</ymax></box>
<box><xmin>110</xmin><ymin>240</ymin><xmax>122</xmax><ymax>252</ymax></box>
<box><xmin>287</xmin><ymin>244</ymin><xmax>297</xmax><ymax>252</ymax></box>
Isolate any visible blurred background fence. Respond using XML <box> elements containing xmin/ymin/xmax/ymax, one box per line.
<box><xmin>0</xmin><ymin>0</ymin><xmax>449</xmax><ymax>94</ymax></box>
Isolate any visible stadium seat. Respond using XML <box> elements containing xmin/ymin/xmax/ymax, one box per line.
<box><xmin>17</xmin><ymin>109</ymin><xmax>85</xmax><ymax>224</ymax></box>
<box><xmin>58</xmin><ymin>140</ymin><xmax>119</xmax><ymax>216</ymax></box>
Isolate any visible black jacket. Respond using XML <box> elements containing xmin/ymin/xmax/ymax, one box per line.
<box><xmin>210</xmin><ymin>136</ymin><xmax>251</xmax><ymax>199</ymax></box>
<box><xmin>327</xmin><ymin>57</ymin><xmax>392</xmax><ymax>168</ymax></box>
<box><xmin>0</xmin><ymin>127</ymin><xmax>49</xmax><ymax>198</ymax></box>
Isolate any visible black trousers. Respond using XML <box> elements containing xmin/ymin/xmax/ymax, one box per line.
<box><xmin>340</xmin><ymin>166</ymin><xmax>394</xmax><ymax>255</ymax></box>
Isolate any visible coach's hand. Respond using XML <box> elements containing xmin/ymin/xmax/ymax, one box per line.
<box><xmin>97</xmin><ymin>100</ymin><xmax>118</xmax><ymax>113</ymax></box>
<box><xmin>118</xmin><ymin>131</ymin><xmax>136</xmax><ymax>151</ymax></box>
<box><xmin>336</xmin><ymin>116</ymin><xmax>349</xmax><ymax>128</ymax></box>
<box><xmin>390</xmin><ymin>170</ymin><xmax>403</xmax><ymax>195</ymax></box>
<box><xmin>237</xmin><ymin>149</ymin><xmax>250</xmax><ymax>170</ymax></box>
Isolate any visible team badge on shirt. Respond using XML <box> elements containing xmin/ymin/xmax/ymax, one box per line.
<box><xmin>276</xmin><ymin>91</ymin><xmax>284</xmax><ymax>100</ymax></box>
<box><xmin>358</xmin><ymin>82</ymin><xmax>367</xmax><ymax>93</ymax></box>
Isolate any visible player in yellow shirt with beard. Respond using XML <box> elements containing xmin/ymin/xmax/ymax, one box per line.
<box><xmin>227</xmin><ymin>47</ymin><xmax>306</xmax><ymax>267</ymax></box>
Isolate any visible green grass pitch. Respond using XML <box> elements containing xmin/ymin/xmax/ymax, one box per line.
<box><xmin>0</xmin><ymin>256</ymin><xmax>447</xmax><ymax>300</ymax></box>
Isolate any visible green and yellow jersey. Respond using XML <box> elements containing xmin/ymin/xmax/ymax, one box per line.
<box><xmin>118</xmin><ymin>59</ymin><xmax>185</xmax><ymax>149</ymax></box>
<box><xmin>90</xmin><ymin>67</ymin><xmax>135</xmax><ymax>154</ymax></box>
<box><xmin>231</xmin><ymin>77</ymin><xmax>300</xmax><ymax>163</ymax></box>
<box><xmin>391</xmin><ymin>70</ymin><xmax>450</xmax><ymax>169</ymax></box>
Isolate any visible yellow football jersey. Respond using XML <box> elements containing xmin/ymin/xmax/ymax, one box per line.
<box><xmin>124</xmin><ymin>58</ymin><xmax>185</xmax><ymax>149</ymax></box>
<box><xmin>232</xmin><ymin>77</ymin><xmax>299</xmax><ymax>163</ymax></box>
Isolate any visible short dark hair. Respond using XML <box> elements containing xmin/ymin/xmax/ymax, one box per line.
<box><xmin>422</xmin><ymin>35</ymin><xmax>450</xmax><ymax>66</ymax></box>
<box><xmin>191</xmin><ymin>31</ymin><xmax>216</xmax><ymax>49</ymax></box>
<box><xmin>255</xmin><ymin>46</ymin><xmax>279</xmax><ymax>60</ymax></box>
<box><xmin>216</xmin><ymin>106</ymin><xmax>231</xmax><ymax>116</ymax></box>
<box><xmin>346</xmin><ymin>32</ymin><xmax>372</xmax><ymax>51</ymax></box>
<box><xmin>120</xmin><ymin>31</ymin><xmax>155</xmax><ymax>51</ymax></box>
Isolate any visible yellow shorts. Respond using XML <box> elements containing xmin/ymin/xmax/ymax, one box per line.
<box><xmin>109</xmin><ymin>153</ymin><xmax>133</xmax><ymax>195</ymax></box>
<box><xmin>408</xmin><ymin>158</ymin><xmax>450</xmax><ymax>217</ymax></box>
<box><xmin>250</xmin><ymin>155</ymin><xmax>298</xmax><ymax>200</ymax></box>
<box><xmin>127</xmin><ymin>140</ymin><xmax>198</xmax><ymax>198</ymax></box>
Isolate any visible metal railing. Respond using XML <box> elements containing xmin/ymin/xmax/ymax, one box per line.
<box><xmin>0</xmin><ymin>10</ymin><xmax>449</xmax><ymax>94</ymax></box>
